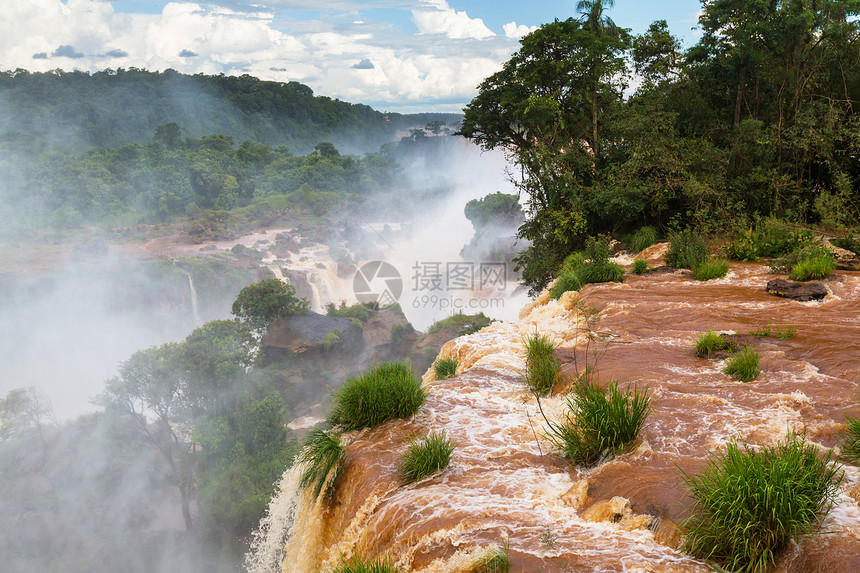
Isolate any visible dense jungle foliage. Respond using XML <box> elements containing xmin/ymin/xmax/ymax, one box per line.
<box><xmin>461</xmin><ymin>0</ymin><xmax>860</xmax><ymax>293</ymax></box>
<box><xmin>0</xmin><ymin>127</ymin><xmax>403</xmax><ymax>230</ymax></box>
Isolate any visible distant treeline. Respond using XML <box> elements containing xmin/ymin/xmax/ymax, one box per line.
<box><xmin>0</xmin><ymin>126</ymin><xmax>405</xmax><ymax>228</ymax></box>
<box><xmin>0</xmin><ymin>68</ymin><xmax>461</xmax><ymax>155</ymax></box>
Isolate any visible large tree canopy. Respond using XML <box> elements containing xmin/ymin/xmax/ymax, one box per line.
<box><xmin>461</xmin><ymin>1</ymin><xmax>860</xmax><ymax>294</ymax></box>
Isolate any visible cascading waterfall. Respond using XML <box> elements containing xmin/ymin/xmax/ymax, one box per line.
<box><xmin>249</xmin><ymin>250</ymin><xmax>860</xmax><ymax>572</ymax></box>
<box><xmin>184</xmin><ymin>271</ymin><xmax>202</xmax><ymax>325</ymax></box>
<box><xmin>171</xmin><ymin>259</ymin><xmax>203</xmax><ymax>325</ymax></box>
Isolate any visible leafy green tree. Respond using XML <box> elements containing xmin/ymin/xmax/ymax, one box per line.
<box><xmin>460</xmin><ymin>17</ymin><xmax>629</xmax><ymax>293</ymax></box>
<box><xmin>231</xmin><ymin>278</ymin><xmax>309</xmax><ymax>333</ymax></box>
<box><xmin>0</xmin><ymin>387</ymin><xmax>57</xmax><ymax>444</ymax></box>
<box><xmin>94</xmin><ymin>342</ymin><xmax>196</xmax><ymax>530</ymax></box>
<box><xmin>153</xmin><ymin>122</ymin><xmax>183</xmax><ymax>149</ymax></box>
<box><xmin>194</xmin><ymin>392</ymin><xmax>297</xmax><ymax>544</ymax></box>
<box><xmin>180</xmin><ymin>320</ymin><xmax>256</xmax><ymax>418</ymax></box>
<box><xmin>632</xmin><ymin>20</ymin><xmax>681</xmax><ymax>89</ymax></box>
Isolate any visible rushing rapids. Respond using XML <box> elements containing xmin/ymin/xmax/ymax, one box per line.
<box><xmin>250</xmin><ymin>244</ymin><xmax>860</xmax><ymax>573</ymax></box>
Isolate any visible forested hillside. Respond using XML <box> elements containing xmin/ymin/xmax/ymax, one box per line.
<box><xmin>0</xmin><ymin>68</ymin><xmax>460</xmax><ymax>154</ymax></box>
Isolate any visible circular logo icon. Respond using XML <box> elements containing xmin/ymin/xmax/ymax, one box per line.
<box><xmin>353</xmin><ymin>261</ymin><xmax>403</xmax><ymax>306</ymax></box>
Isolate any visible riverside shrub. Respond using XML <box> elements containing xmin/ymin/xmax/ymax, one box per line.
<box><xmin>692</xmin><ymin>259</ymin><xmax>729</xmax><ymax>281</ymax></box>
<box><xmin>681</xmin><ymin>432</ymin><xmax>842</xmax><ymax>572</ymax></box>
<box><xmin>666</xmin><ymin>229</ymin><xmax>709</xmax><ymax>269</ymax></box>
<box><xmin>327</xmin><ymin>361</ymin><xmax>425</xmax><ymax>431</ymax></box>
<box><xmin>433</xmin><ymin>356</ymin><xmax>458</xmax><ymax>380</ymax></box>
<box><xmin>547</xmin><ymin>379</ymin><xmax>650</xmax><ymax>467</ymax></box>
<box><xmin>522</xmin><ymin>333</ymin><xmax>561</xmax><ymax>396</ymax></box>
<box><xmin>723</xmin><ymin>346</ymin><xmax>761</xmax><ymax>382</ymax></box>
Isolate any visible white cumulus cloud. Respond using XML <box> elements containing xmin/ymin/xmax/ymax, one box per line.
<box><xmin>503</xmin><ymin>21</ymin><xmax>538</xmax><ymax>38</ymax></box>
<box><xmin>412</xmin><ymin>0</ymin><xmax>494</xmax><ymax>40</ymax></box>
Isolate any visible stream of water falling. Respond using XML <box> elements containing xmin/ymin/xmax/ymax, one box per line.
<box><xmin>250</xmin><ymin>251</ymin><xmax>860</xmax><ymax>573</ymax></box>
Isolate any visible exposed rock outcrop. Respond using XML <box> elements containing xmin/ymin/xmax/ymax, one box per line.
<box><xmin>766</xmin><ymin>278</ymin><xmax>828</xmax><ymax>301</ymax></box>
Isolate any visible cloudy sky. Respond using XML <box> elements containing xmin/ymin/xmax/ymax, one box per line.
<box><xmin>1</xmin><ymin>0</ymin><xmax>703</xmax><ymax>112</ymax></box>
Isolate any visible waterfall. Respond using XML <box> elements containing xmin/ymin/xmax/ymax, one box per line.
<box><xmin>172</xmin><ymin>260</ymin><xmax>202</xmax><ymax>325</ymax></box>
<box><xmin>247</xmin><ymin>261</ymin><xmax>860</xmax><ymax>572</ymax></box>
<box><xmin>185</xmin><ymin>271</ymin><xmax>202</xmax><ymax>325</ymax></box>
<box><xmin>245</xmin><ymin>465</ymin><xmax>304</xmax><ymax>573</ymax></box>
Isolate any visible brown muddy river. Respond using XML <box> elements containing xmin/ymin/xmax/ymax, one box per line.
<box><xmin>250</xmin><ymin>250</ymin><xmax>860</xmax><ymax>573</ymax></box>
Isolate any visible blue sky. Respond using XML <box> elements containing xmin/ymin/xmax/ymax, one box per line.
<box><xmin>1</xmin><ymin>0</ymin><xmax>704</xmax><ymax>112</ymax></box>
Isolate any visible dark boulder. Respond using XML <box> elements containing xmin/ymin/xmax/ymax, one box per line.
<box><xmin>766</xmin><ymin>278</ymin><xmax>828</xmax><ymax>301</ymax></box>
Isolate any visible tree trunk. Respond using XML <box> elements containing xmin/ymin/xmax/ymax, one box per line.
<box><xmin>180</xmin><ymin>484</ymin><xmax>193</xmax><ymax>531</ymax></box>
<box><xmin>734</xmin><ymin>66</ymin><xmax>747</xmax><ymax>126</ymax></box>
<box><xmin>591</xmin><ymin>87</ymin><xmax>599</xmax><ymax>158</ymax></box>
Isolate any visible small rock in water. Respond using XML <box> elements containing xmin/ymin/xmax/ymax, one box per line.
<box><xmin>766</xmin><ymin>278</ymin><xmax>828</xmax><ymax>301</ymax></box>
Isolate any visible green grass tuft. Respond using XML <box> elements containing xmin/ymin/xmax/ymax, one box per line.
<box><xmin>470</xmin><ymin>538</ymin><xmax>510</xmax><ymax>573</ymax></box>
<box><xmin>695</xmin><ymin>330</ymin><xmax>727</xmax><ymax>357</ymax></box>
<box><xmin>327</xmin><ymin>361</ymin><xmax>425</xmax><ymax>431</ymax></box>
<box><xmin>549</xmin><ymin>271</ymin><xmax>583</xmax><ymax>300</ymax></box>
<box><xmin>560</xmin><ymin>251</ymin><xmax>585</xmax><ymax>275</ymax></box>
<box><xmin>680</xmin><ymin>432</ymin><xmax>842</xmax><ymax>572</ymax></box>
<box><xmin>723</xmin><ymin>345</ymin><xmax>761</xmax><ymax>382</ymax></box>
<box><xmin>692</xmin><ymin>259</ymin><xmax>729</xmax><ymax>281</ymax></box>
<box><xmin>788</xmin><ymin>254</ymin><xmax>836</xmax><ymax>281</ymax></box>
<box><xmin>550</xmin><ymin>261</ymin><xmax>624</xmax><ymax>300</ymax></box>
<box><xmin>840</xmin><ymin>416</ymin><xmax>860</xmax><ymax>464</ymax></box>
<box><xmin>546</xmin><ymin>379</ymin><xmax>650</xmax><ymax>467</ymax></box>
<box><xmin>398</xmin><ymin>431</ymin><xmax>455</xmax><ymax>484</ymax></box>
<box><xmin>297</xmin><ymin>428</ymin><xmax>345</xmax><ymax>499</ymax></box>
<box><xmin>629</xmin><ymin>225</ymin><xmax>658</xmax><ymax>253</ymax></box>
<box><xmin>522</xmin><ymin>333</ymin><xmax>561</xmax><ymax>396</ymax></box>
<box><xmin>324</xmin><ymin>555</ymin><xmax>404</xmax><ymax>573</ymax></box>
<box><xmin>433</xmin><ymin>356</ymin><xmax>458</xmax><ymax>380</ymax></box>
<box><xmin>576</xmin><ymin>261</ymin><xmax>625</xmax><ymax>284</ymax></box>
<box><xmin>632</xmin><ymin>258</ymin><xmax>649</xmax><ymax>274</ymax></box>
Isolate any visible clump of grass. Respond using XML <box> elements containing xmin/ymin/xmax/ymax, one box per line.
<box><xmin>546</xmin><ymin>379</ymin><xmax>650</xmax><ymax>467</ymax></box>
<box><xmin>680</xmin><ymin>432</ymin><xmax>843</xmax><ymax>572</ymax></box>
<box><xmin>550</xmin><ymin>236</ymin><xmax>624</xmax><ymax>300</ymax></box>
<box><xmin>723</xmin><ymin>345</ymin><xmax>761</xmax><ymax>382</ymax></box>
<box><xmin>522</xmin><ymin>333</ymin><xmax>561</xmax><ymax>396</ymax></box>
<box><xmin>470</xmin><ymin>538</ymin><xmax>510</xmax><ymax>573</ymax></box>
<box><xmin>433</xmin><ymin>356</ymin><xmax>458</xmax><ymax>380</ymax></box>
<box><xmin>325</xmin><ymin>555</ymin><xmax>403</xmax><ymax>573</ymax></box>
<box><xmin>327</xmin><ymin>361</ymin><xmax>425</xmax><ymax>431</ymax></box>
<box><xmin>576</xmin><ymin>260</ymin><xmax>625</xmax><ymax>284</ymax></box>
<box><xmin>399</xmin><ymin>431</ymin><xmax>455</xmax><ymax>484</ymax></box>
<box><xmin>632</xmin><ymin>258</ymin><xmax>649</xmax><ymax>274</ymax></box>
<box><xmin>771</xmin><ymin>244</ymin><xmax>833</xmax><ymax>276</ymax></box>
<box><xmin>840</xmin><ymin>416</ymin><xmax>860</xmax><ymax>464</ymax></box>
<box><xmin>560</xmin><ymin>251</ymin><xmax>585</xmax><ymax>275</ymax></box>
<box><xmin>549</xmin><ymin>271</ymin><xmax>583</xmax><ymax>300</ymax></box>
<box><xmin>629</xmin><ymin>225</ymin><xmax>659</xmax><ymax>253</ymax></box>
<box><xmin>788</xmin><ymin>254</ymin><xmax>836</xmax><ymax>281</ymax></box>
<box><xmin>297</xmin><ymin>428</ymin><xmax>345</xmax><ymax>499</ymax></box>
<box><xmin>692</xmin><ymin>259</ymin><xmax>729</xmax><ymax>281</ymax></box>
<box><xmin>666</xmin><ymin>228</ymin><xmax>709</xmax><ymax>270</ymax></box>
<box><xmin>695</xmin><ymin>330</ymin><xmax>728</xmax><ymax>357</ymax></box>
<box><xmin>750</xmin><ymin>324</ymin><xmax>796</xmax><ymax>339</ymax></box>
